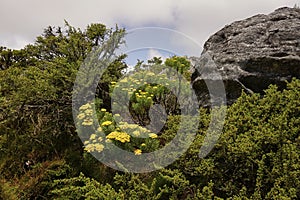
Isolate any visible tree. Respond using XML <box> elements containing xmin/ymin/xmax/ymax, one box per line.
<box><xmin>0</xmin><ymin>22</ymin><xmax>126</xmax><ymax>180</ymax></box>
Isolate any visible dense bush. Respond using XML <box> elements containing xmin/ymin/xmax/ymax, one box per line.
<box><xmin>0</xmin><ymin>22</ymin><xmax>299</xmax><ymax>199</ymax></box>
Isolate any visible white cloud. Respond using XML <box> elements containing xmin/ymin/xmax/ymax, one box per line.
<box><xmin>147</xmin><ymin>49</ymin><xmax>165</xmax><ymax>60</ymax></box>
<box><xmin>0</xmin><ymin>0</ymin><xmax>298</xmax><ymax>50</ymax></box>
<box><xmin>172</xmin><ymin>0</ymin><xmax>298</xmax><ymax>48</ymax></box>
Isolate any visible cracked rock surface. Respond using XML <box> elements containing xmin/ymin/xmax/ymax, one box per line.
<box><xmin>191</xmin><ymin>7</ymin><xmax>300</xmax><ymax>105</ymax></box>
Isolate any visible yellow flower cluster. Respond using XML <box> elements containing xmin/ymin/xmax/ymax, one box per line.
<box><xmin>84</xmin><ymin>143</ymin><xmax>104</xmax><ymax>152</ymax></box>
<box><xmin>84</xmin><ymin>133</ymin><xmax>104</xmax><ymax>152</ymax></box>
<box><xmin>139</xmin><ymin>126</ymin><xmax>151</xmax><ymax>133</ymax></box>
<box><xmin>77</xmin><ymin>103</ymin><xmax>94</xmax><ymax>126</ymax></box>
<box><xmin>118</xmin><ymin>122</ymin><xmax>158</xmax><ymax>139</ymax></box>
<box><xmin>106</xmin><ymin>131</ymin><xmax>130</xmax><ymax>143</ymax></box>
<box><xmin>90</xmin><ymin>134</ymin><xmax>97</xmax><ymax>140</ymax></box>
<box><xmin>79</xmin><ymin>103</ymin><xmax>92</xmax><ymax>110</ymax></box>
<box><xmin>77</xmin><ymin>113</ymin><xmax>85</xmax><ymax>120</ymax></box>
<box><xmin>84</xmin><ymin>109</ymin><xmax>93</xmax><ymax>116</ymax></box>
<box><xmin>133</xmin><ymin>131</ymin><xmax>140</xmax><ymax>137</ymax></box>
<box><xmin>84</xmin><ymin>134</ymin><xmax>103</xmax><ymax>144</ymax></box>
<box><xmin>133</xmin><ymin>88</ymin><xmax>155</xmax><ymax>103</ymax></box>
<box><xmin>134</xmin><ymin>149</ymin><xmax>142</xmax><ymax>155</ymax></box>
<box><xmin>101</xmin><ymin>121</ymin><xmax>113</xmax><ymax>126</ymax></box>
<box><xmin>88</xmin><ymin>134</ymin><xmax>102</xmax><ymax>142</ymax></box>
<box><xmin>149</xmin><ymin>133</ymin><xmax>158</xmax><ymax>139</ymax></box>
<box><xmin>82</xmin><ymin>118</ymin><xmax>93</xmax><ymax>126</ymax></box>
<box><xmin>97</xmin><ymin>126</ymin><xmax>103</xmax><ymax>132</ymax></box>
<box><xmin>119</xmin><ymin>122</ymin><xmax>140</xmax><ymax>130</ymax></box>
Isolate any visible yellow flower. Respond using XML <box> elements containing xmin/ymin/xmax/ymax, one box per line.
<box><xmin>139</xmin><ymin>127</ymin><xmax>150</xmax><ymax>133</ymax></box>
<box><xmin>149</xmin><ymin>133</ymin><xmax>158</xmax><ymax>139</ymax></box>
<box><xmin>106</xmin><ymin>131</ymin><xmax>118</xmax><ymax>139</ymax></box>
<box><xmin>106</xmin><ymin>139</ymin><xmax>112</xmax><ymax>143</ymax></box>
<box><xmin>101</xmin><ymin>108</ymin><xmax>106</xmax><ymax>112</ymax></box>
<box><xmin>119</xmin><ymin>123</ymin><xmax>129</xmax><ymax>129</ymax></box>
<box><xmin>77</xmin><ymin>113</ymin><xmax>86</xmax><ymax>120</ymax></box>
<box><xmin>97</xmin><ymin>126</ymin><xmax>103</xmax><ymax>132</ymax></box>
<box><xmin>101</xmin><ymin>121</ymin><xmax>113</xmax><ymax>126</ymax></box>
<box><xmin>85</xmin><ymin>144</ymin><xmax>104</xmax><ymax>153</ymax></box>
<box><xmin>133</xmin><ymin>130</ymin><xmax>140</xmax><ymax>137</ymax></box>
<box><xmin>84</xmin><ymin>144</ymin><xmax>94</xmax><ymax>152</ymax></box>
<box><xmin>95</xmin><ymin>144</ymin><xmax>104</xmax><ymax>152</ymax></box>
<box><xmin>134</xmin><ymin>149</ymin><xmax>142</xmax><ymax>155</ymax></box>
<box><xmin>141</xmin><ymin>143</ymin><xmax>146</xmax><ymax>147</ymax></box>
<box><xmin>106</xmin><ymin>131</ymin><xmax>130</xmax><ymax>143</ymax></box>
<box><xmin>79</xmin><ymin>103</ymin><xmax>92</xmax><ymax>110</ymax></box>
<box><xmin>84</xmin><ymin>109</ymin><xmax>93</xmax><ymax>115</ymax></box>
<box><xmin>84</xmin><ymin>141</ymin><xmax>89</xmax><ymax>145</ymax></box>
<box><xmin>90</xmin><ymin>134</ymin><xmax>96</xmax><ymax>140</ymax></box>
<box><xmin>82</xmin><ymin>118</ymin><xmax>93</xmax><ymax>126</ymax></box>
<box><xmin>98</xmin><ymin>137</ymin><xmax>103</xmax><ymax>142</ymax></box>
<box><xmin>111</xmin><ymin>81</ymin><xmax>117</xmax><ymax>84</ymax></box>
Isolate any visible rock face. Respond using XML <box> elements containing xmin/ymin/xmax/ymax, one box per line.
<box><xmin>191</xmin><ymin>7</ymin><xmax>300</xmax><ymax>105</ymax></box>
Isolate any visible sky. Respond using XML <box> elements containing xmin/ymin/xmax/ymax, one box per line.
<box><xmin>0</xmin><ymin>0</ymin><xmax>298</xmax><ymax>64</ymax></box>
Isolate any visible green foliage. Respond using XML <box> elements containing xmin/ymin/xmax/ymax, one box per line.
<box><xmin>1</xmin><ymin>20</ymin><xmax>299</xmax><ymax>199</ymax></box>
<box><xmin>0</xmin><ymin>21</ymin><xmax>126</xmax><ymax>196</ymax></box>
<box><xmin>50</xmin><ymin>172</ymin><xmax>121</xmax><ymax>200</ymax></box>
<box><xmin>0</xmin><ymin>160</ymin><xmax>75</xmax><ymax>199</ymax></box>
<box><xmin>112</xmin><ymin>57</ymin><xmax>193</xmax><ymax>125</ymax></box>
<box><xmin>111</xmin><ymin>169</ymin><xmax>193</xmax><ymax>200</ymax></box>
<box><xmin>0</xmin><ymin>179</ymin><xmax>19</xmax><ymax>200</ymax></box>
<box><xmin>199</xmin><ymin>79</ymin><xmax>300</xmax><ymax>199</ymax></box>
<box><xmin>165</xmin><ymin>56</ymin><xmax>191</xmax><ymax>81</ymax></box>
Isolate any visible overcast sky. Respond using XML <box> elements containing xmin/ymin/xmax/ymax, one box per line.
<box><xmin>0</xmin><ymin>0</ymin><xmax>298</xmax><ymax>63</ymax></box>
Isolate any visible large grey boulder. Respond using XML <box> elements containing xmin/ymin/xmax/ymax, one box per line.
<box><xmin>191</xmin><ymin>7</ymin><xmax>300</xmax><ymax>105</ymax></box>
